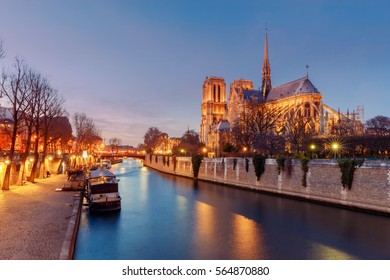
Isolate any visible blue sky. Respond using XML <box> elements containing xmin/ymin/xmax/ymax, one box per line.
<box><xmin>1</xmin><ymin>0</ymin><xmax>390</xmax><ymax>146</ymax></box>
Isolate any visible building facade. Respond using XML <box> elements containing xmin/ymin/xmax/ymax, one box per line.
<box><xmin>200</xmin><ymin>31</ymin><xmax>363</xmax><ymax>156</ymax></box>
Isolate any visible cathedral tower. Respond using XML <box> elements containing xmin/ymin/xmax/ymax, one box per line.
<box><xmin>200</xmin><ymin>77</ymin><xmax>227</xmax><ymax>148</ymax></box>
<box><xmin>261</xmin><ymin>30</ymin><xmax>272</xmax><ymax>100</ymax></box>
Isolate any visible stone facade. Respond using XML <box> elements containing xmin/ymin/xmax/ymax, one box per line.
<box><xmin>200</xmin><ymin>31</ymin><xmax>364</xmax><ymax>156</ymax></box>
<box><xmin>145</xmin><ymin>155</ymin><xmax>390</xmax><ymax>215</ymax></box>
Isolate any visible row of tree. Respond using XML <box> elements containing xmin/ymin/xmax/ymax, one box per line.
<box><xmin>0</xmin><ymin>54</ymin><xmax>68</xmax><ymax>189</ymax></box>
<box><xmin>142</xmin><ymin>127</ymin><xmax>201</xmax><ymax>156</ymax></box>
<box><xmin>141</xmin><ymin>110</ymin><xmax>390</xmax><ymax>159</ymax></box>
<box><xmin>228</xmin><ymin>98</ymin><xmax>390</xmax><ymax>157</ymax></box>
<box><xmin>0</xmin><ymin>40</ymin><xmax>102</xmax><ymax>190</ymax></box>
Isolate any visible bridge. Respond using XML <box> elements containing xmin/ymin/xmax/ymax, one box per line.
<box><xmin>98</xmin><ymin>152</ymin><xmax>146</xmax><ymax>160</ymax></box>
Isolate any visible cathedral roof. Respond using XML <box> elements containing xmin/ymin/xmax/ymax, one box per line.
<box><xmin>266</xmin><ymin>77</ymin><xmax>320</xmax><ymax>101</ymax></box>
<box><xmin>243</xmin><ymin>89</ymin><xmax>264</xmax><ymax>102</ymax></box>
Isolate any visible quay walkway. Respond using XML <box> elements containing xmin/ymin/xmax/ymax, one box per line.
<box><xmin>0</xmin><ymin>174</ymin><xmax>81</xmax><ymax>260</ymax></box>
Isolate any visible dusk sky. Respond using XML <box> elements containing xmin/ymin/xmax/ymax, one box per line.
<box><xmin>1</xmin><ymin>0</ymin><xmax>390</xmax><ymax>146</ymax></box>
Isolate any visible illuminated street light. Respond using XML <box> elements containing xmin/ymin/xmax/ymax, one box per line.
<box><xmin>310</xmin><ymin>144</ymin><xmax>317</xmax><ymax>159</ymax></box>
<box><xmin>331</xmin><ymin>142</ymin><xmax>340</xmax><ymax>159</ymax></box>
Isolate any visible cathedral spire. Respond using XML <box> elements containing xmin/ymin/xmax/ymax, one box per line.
<box><xmin>262</xmin><ymin>27</ymin><xmax>272</xmax><ymax>100</ymax></box>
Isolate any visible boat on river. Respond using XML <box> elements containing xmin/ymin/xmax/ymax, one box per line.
<box><xmin>102</xmin><ymin>159</ymin><xmax>112</xmax><ymax>169</ymax></box>
<box><xmin>84</xmin><ymin>169</ymin><xmax>121</xmax><ymax>212</ymax></box>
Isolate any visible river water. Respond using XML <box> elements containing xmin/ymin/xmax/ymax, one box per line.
<box><xmin>73</xmin><ymin>158</ymin><xmax>390</xmax><ymax>260</ymax></box>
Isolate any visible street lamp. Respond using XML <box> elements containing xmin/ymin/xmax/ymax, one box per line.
<box><xmin>332</xmin><ymin>142</ymin><xmax>339</xmax><ymax>159</ymax></box>
<box><xmin>202</xmin><ymin>147</ymin><xmax>207</xmax><ymax>157</ymax></box>
<box><xmin>310</xmin><ymin>144</ymin><xmax>316</xmax><ymax>159</ymax></box>
<box><xmin>242</xmin><ymin>147</ymin><xmax>248</xmax><ymax>157</ymax></box>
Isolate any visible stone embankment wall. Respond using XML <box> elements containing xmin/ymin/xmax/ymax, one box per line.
<box><xmin>0</xmin><ymin>158</ymin><xmax>63</xmax><ymax>187</ymax></box>
<box><xmin>144</xmin><ymin>155</ymin><xmax>390</xmax><ymax>215</ymax></box>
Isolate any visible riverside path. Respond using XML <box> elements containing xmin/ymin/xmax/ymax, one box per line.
<box><xmin>0</xmin><ymin>174</ymin><xmax>81</xmax><ymax>260</ymax></box>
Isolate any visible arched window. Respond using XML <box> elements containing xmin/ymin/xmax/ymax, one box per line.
<box><xmin>218</xmin><ymin>85</ymin><xmax>221</xmax><ymax>102</ymax></box>
<box><xmin>304</xmin><ymin>103</ymin><xmax>310</xmax><ymax>117</ymax></box>
<box><xmin>213</xmin><ymin>85</ymin><xmax>216</xmax><ymax>101</ymax></box>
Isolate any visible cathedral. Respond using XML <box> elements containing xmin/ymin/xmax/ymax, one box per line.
<box><xmin>200</xmin><ymin>31</ymin><xmax>363</xmax><ymax>157</ymax></box>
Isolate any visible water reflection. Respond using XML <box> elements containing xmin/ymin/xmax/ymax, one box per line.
<box><xmin>231</xmin><ymin>214</ymin><xmax>265</xmax><ymax>259</ymax></box>
<box><xmin>74</xmin><ymin>158</ymin><xmax>390</xmax><ymax>260</ymax></box>
<box><xmin>309</xmin><ymin>242</ymin><xmax>356</xmax><ymax>260</ymax></box>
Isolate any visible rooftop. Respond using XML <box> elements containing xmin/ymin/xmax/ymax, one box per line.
<box><xmin>267</xmin><ymin>76</ymin><xmax>321</xmax><ymax>101</ymax></box>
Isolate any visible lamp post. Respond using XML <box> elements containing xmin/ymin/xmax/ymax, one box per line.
<box><xmin>202</xmin><ymin>147</ymin><xmax>207</xmax><ymax>157</ymax></box>
<box><xmin>310</xmin><ymin>144</ymin><xmax>316</xmax><ymax>159</ymax></box>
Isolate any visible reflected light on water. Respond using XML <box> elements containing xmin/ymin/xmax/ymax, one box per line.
<box><xmin>232</xmin><ymin>214</ymin><xmax>266</xmax><ymax>259</ymax></box>
<box><xmin>176</xmin><ymin>195</ymin><xmax>188</xmax><ymax>216</ymax></box>
<box><xmin>309</xmin><ymin>242</ymin><xmax>356</xmax><ymax>260</ymax></box>
<box><xmin>75</xmin><ymin>159</ymin><xmax>390</xmax><ymax>260</ymax></box>
<box><xmin>192</xmin><ymin>200</ymin><xmax>221</xmax><ymax>259</ymax></box>
<box><xmin>136</xmin><ymin>167</ymin><xmax>150</xmax><ymax>206</ymax></box>
<box><xmin>192</xmin><ymin>200</ymin><xmax>266</xmax><ymax>259</ymax></box>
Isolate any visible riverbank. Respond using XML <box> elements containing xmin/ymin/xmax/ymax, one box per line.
<box><xmin>144</xmin><ymin>155</ymin><xmax>390</xmax><ymax>215</ymax></box>
<box><xmin>0</xmin><ymin>174</ymin><xmax>81</xmax><ymax>260</ymax></box>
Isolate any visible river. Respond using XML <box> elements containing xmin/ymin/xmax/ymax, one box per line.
<box><xmin>73</xmin><ymin>158</ymin><xmax>390</xmax><ymax>260</ymax></box>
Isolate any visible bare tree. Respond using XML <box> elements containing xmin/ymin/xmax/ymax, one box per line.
<box><xmin>0</xmin><ymin>40</ymin><xmax>5</xmax><ymax>60</ymax></box>
<box><xmin>231</xmin><ymin>100</ymin><xmax>287</xmax><ymax>152</ymax></box>
<box><xmin>329</xmin><ymin>117</ymin><xmax>355</xmax><ymax>136</ymax></box>
<box><xmin>0</xmin><ymin>57</ymin><xmax>30</xmax><ymax>190</ymax></box>
<box><xmin>365</xmin><ymin>115</ymin><xmax>390</xmax><ymax>136</ymax></box>
<box><xmin>17</xmin><ymin>70</ymin><xmax>41</xmax><ymax>184</ymax></box>
<box><xmin>47</xmin><ymin>116</ymin><xmax>73</xmax><ymax>153</ymax></box>
<box><xmin>38</xmin><ymin>85</ymin><xmax>66</xmax><ymax>178</ymax></box>
<box><xmin>109</xmin><ymin>137</ymin><xmax>121</xmax><ymax>153</ymax></box>
<box><xmin>283</xmin><ymin>114</ymin><xmax>315</xmax><ymax>154</ymax></box>
<box><xmin>154</xmin><ymin>132</ymin><xmax>169</xmax><ymax>154</ymax></box>
<box><xmin>28</xmin><ymin>73</ymin><xmax>49</xmax><ymax>182</ymax></box>
<box><xmin>179</xmin><ymin>129</ymin><xmax>200</xmax><ymax>155</ymax></box>
<box><xmin>73</xmin><ymin>112</ymin><xmax>101</xmax><ymax>154</ymax></box>
<box><xmin>144</xmin><ymin>127</ymin><xmax>164</xmax><ymax>153</ymax></box>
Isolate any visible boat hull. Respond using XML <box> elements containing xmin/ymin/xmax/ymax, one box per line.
<box><xmin>85</xmin><ymin>182</ymin><xmax>121</xmax><ymax>212</ymax></box>
<box><xmin>89</xmin><ymin>200</ymin><xmax>121</xmax><ymax>212</ymax></box>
